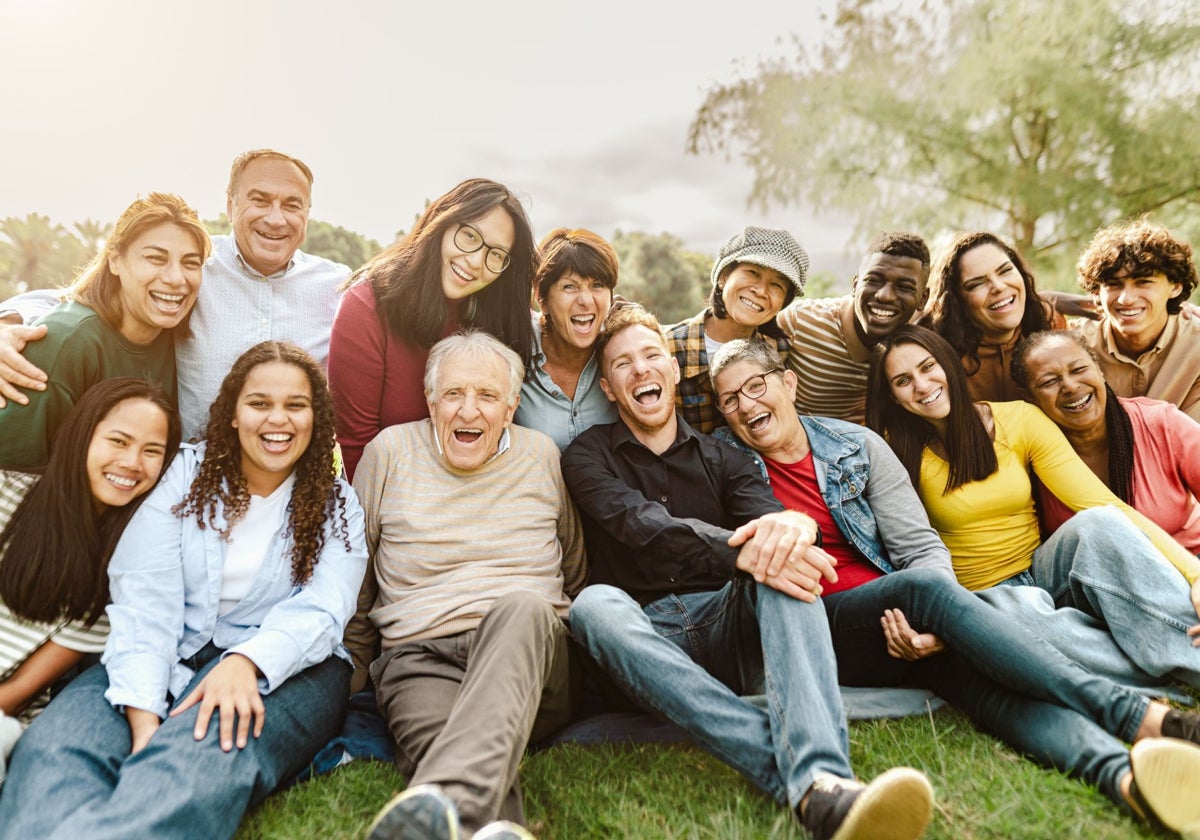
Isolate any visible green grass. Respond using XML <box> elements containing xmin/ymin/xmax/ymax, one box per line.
<box><xmin>236</xmin><ymin>706</ymin><xmax>1153</xmax><ymax>839</ymax></box>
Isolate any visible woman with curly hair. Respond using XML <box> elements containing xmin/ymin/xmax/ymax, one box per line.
<box><xmin>0</xmin><ymin>377</ymin><xmax>179</xmax><ymax>782</ymax></box>
<box><xmin>0</xmin><ymin>192</ymin><xmax>208</xmax><ymax>472</ymax></box>
<box><xmin>920</xmin><ymin>231</ymin><xmax>1063</xmax><ymax>403</ymax></box>
<box><xmin>866</xmin><ymin>325</ymin><xmax>1200</xmax><ymax>694</ymax></box>
<box><xmin>1071</xmin><ymin>219</ymin><xmax>1200</xmax><ymax>421</ymax></box>
<box><xmin>0</xmin><ymin>341</ymin><xmax>367</xmax><ymax>840</ymax></box>
<box><xmin>328</xmin><ymin>178</ymin><xmax>536</xmax><ymax>479</ymax></box>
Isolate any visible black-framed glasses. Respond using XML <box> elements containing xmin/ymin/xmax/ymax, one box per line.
<box><xmin>715</xmin><ymin>368</ymin><xmax>782</xmax><ymax>414</ymax></box>
<box><xmin>454</xmin><ymin>224</ymin><xmax>511</xmax><ymax>274</ymax></box>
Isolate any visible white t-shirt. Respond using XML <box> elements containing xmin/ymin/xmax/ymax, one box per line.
<box><xmin>219</xmin><ymin>474</ymin><xmax>294</xmax><ymax>615</ymax></box>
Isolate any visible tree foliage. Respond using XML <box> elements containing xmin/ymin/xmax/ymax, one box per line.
<box><xmin>611</xmin><ymin>230</ymin><xmax>712</xmax><ymax>325</ymax></box>
<box><xmin>688</xmin><ymin>0</ymin><xmax>1200</xmax><ymax>275</ymax></box>
<box><xmin>0</xmin><ymin>213</ymin><xmax>105</xmax><ymax>297</ymax></box>
<box><xmin>203</xmin><ymin>214</ymin><xmax>381</xmax><ymax>270</ymax></box>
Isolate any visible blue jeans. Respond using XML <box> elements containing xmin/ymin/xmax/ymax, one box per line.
<box><xmin>0</xmin><ymin>650</ymin><xmax>350</xmax><ymax>840</ymax></box>
<box><xmin>1027</xmin><ymin>507</ymin><xmax>1200</xmax><ymax>688</ymax></box>
<box><xmin>823</xmin><ymin>567</ymin><xmax>1141</xmax><ymax>805</ymax></box>
<box><xmin>569</xmin><ymin>579</ymin><xmax>851</xmax><ymax>808</ymax></box>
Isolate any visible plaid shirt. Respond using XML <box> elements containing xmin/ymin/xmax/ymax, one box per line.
<box><xmin>667</xmin><ymin>310</ymin><xmax>790</xmax><ymax>435</ymax></box>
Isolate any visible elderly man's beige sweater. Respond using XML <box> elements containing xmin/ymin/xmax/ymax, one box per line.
<box><xmin>344</xmin><ymin>419</ymin><xmax>587</xmax><ymax>681</ymax></box>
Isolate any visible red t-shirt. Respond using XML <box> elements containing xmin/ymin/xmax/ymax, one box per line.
<box><xmin>764</xmin><ymin>452</ymin><xmax>884</xmax><ymax>596</ymax></box>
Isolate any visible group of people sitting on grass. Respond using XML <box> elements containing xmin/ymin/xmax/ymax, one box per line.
<box><xmin>0</xmin><ymin>148</ymin><xmax>1198</xmax><ymax>840</ymax></box>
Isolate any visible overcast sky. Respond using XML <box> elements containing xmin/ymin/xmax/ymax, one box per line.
<box><xmin>0</xmin><ymin>0</ymin><xmax>862</xmax><ymax>272</ymax></box>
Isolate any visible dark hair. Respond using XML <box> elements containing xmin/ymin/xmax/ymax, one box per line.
<box><xmin>1076</xmin><ymin>218</ymin><xmax>1196</xmax><ymax>313</ymax></box>
<box><xmin>535</xmin><ymin>228</ymin><xmax>619</xmax><ymax>301</ymax></box>
<box><xmin>350</xmin><ymin>179</ymin><xmax>536</xmax><ymax>364</ymax></box>
<box><xmin>1010</xmin><ymin>330</ymin><xmax>1134</xmax><ymax>503</ymax></box>
<box><xmin>866</xmin><ymin>325</ymin><xmax>998</xmax><ymax>493</ymax></box>
<box><xmin>0</xmin><ymin>378</ymin><xmax>181</xmax><ymax>624</ymax></box>
<box><xmin>226</xmin><ymin>149</ymin><xmax>314</xmax><ymax>204</ymax></box>
<box><xmin>173</xmin><ymin>341</ymin><xmax>351</xmax><ymax>585</ymax></box>
<box><xmin>867</xmin><ymin>232</ymin><xmax>931</xmax><ymax>271</ymax></box>
<box><xmin>922</xmin><ymin>231</ymin><xmax>1054</xmax><ymax>373</ymax></box>
<box><xmin>707</xmin><ymin>262</ymin><xmax>796</xmax><ymax>341</ymax></box>
<box><xmin>69</xmin><ymin>192</ymin><xmax>211</xmax><ymax>337</ymax></box>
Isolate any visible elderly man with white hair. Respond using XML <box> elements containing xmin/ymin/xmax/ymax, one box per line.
<box><xmin>346</xmin><ymin>330</ymin><xmax>586</xmax><ymax>840</ymax></box>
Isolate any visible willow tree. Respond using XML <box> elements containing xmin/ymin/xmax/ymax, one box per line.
<box><xmin>688</xmin><ymin>0</ymin><xmax>1200</xmax><ymax>271</ymax></box>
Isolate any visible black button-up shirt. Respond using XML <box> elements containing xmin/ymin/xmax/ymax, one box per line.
<box><xmin>561</xmin><ymin>415</ymin><xmax>783</xmax><ymax>605</ymax></box>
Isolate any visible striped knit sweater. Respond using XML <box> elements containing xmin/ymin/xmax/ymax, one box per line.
<box><xmin>776</xmin><ymin>295</ymin><xmax>873</xmax><ymax>424</ymax></box>
<box><xmin>347</xmin><ymin>420</ymin><xmax>587</xmax><ymax>665</ymax></box>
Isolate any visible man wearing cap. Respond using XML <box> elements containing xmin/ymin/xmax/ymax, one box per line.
<box><xmin>775</xmin><ymin>232</ymin><xmax>930</xmax><ymax>424</ymax></box>
<box><xmin>667</xmin><ymin>225</ymin><xmax>809</xmax><ymax>434</ymax></box>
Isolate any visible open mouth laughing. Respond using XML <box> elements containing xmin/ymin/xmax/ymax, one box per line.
<box><xmin>260</xmin><ymin>432</ymin><xmax>294</xmax><ymax>453</ymax></box>
<box><xmin>453</xmin><ymin>427</ymin><xmax>483</xmax><ymax>444</ymax></box>
<box><xmin>1060</xmin><ymin>393</ymin><xmax>1094</xmax><ymax>413</ymax></box>
<box><xmin>633</xmin><ymin>383</ymin><xmax>662</xmax><ymax>405</ymax></box>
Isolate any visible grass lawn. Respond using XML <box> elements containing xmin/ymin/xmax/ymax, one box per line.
<box><xmin>236</xmin><ymin>706</ymin><xmax>1153</xmax><ymax>839</ymax></box>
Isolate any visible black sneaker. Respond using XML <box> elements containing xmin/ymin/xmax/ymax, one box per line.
<box><xmin>1129</xmin><ymin>738</ymin><xmax>1200</xmax><ymax>837</ymax></box>
<box><xmin>366</xmin><ymin>783</ymin><xmax>461</xmax><ymax>840</ymax></box>
<box><xmin>800</xmin><ymin>768</ymin><xmax>934</xmax><ymax>840</ymax></box>
<box><xmin>1162</xmin><ymin>709</ymin><xmax>1200</xmax><ymax>747</ymax></box>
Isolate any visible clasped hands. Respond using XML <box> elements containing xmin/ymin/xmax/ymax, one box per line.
<box><xmin>730</xmin><ymin>510</ymin><xmax>836</xmax><ymax>602</ymax></box>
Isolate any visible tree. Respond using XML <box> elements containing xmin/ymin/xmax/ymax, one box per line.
<box><xmin>301</xmin><ymin>220</ymin><xmax>381</xmax><ymax>271</ymax></box>
<box><xmin>688</xmin><ymin>0</ymin><xmax>1200</xmax><ymax>280</ymax></box>
<box><xmin>0</xmin><ymin>213</ymin><xmax>93</xmax><ymax>295</ymax></box>
<box><xmin>611</xmin><ymin>230</ymin><xmax>712</xmax><ymax>324</ymax></box>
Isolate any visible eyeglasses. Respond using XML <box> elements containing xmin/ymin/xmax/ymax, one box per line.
<box><xmin>454</xmin><ymin>224</ymin><xmax>511</xmax><ymax>274</ymax></box>
<box><xmin>715</xmin><ymin>368</ymin><xmax>782</xmax><ymax>414</ymax></box>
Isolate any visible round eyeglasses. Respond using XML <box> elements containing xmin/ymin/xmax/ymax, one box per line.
<box><xmin>454</xmin><ymin>223</ymin><xmax>511</xmax><ymax>274</ymax></box>
<box><xmin>715</xmin><ymin>368</ymin><xmax>783</xmax><ymax>414</ymax></box>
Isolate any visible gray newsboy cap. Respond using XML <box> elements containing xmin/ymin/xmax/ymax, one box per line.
<box><xmin>711</xmin><ymin>226</ymin><xmax>809</xmax><ymax>295</ymax></box>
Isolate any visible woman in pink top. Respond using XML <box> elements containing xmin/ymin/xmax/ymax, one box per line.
<box><xmin>327</xmin><ymin>179</ymin><xmax>536</xmax><ymax>480</ymax></box>
<box><xmin>1012</xmin><ymin>329</ymin><xmax>1200</xmax><ymax>554</ymax></box>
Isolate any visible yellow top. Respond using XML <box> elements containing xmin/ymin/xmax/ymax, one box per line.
<box><xmin>917</xmin><ymin>401</ymin><xmax>1200</xmax><ymax>590</ymax></box>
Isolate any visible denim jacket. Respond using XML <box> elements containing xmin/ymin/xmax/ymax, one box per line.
<box><xmin>715</xmin><ymin>415</ymin><xmax>951</xmax><ymax>577</ymax></box>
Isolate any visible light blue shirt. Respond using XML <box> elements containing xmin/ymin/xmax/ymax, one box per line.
<box><xmin>102</xmin><ymin>443</ymin><xmax>368</xmax><ymax>718</ymax></box>
<box><xmin>175</xmin><ymin>235</ymin><xmax>349</xmax><ymax>440</ymax></box>
<box><xmin>514</xmin><ymin>318</ymin><xmax>617</xmax><ymax>451</ymax></box>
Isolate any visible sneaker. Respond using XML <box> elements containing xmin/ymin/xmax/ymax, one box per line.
<box><xmin>366</xmin><ymin>783</ymin><xmax>461</xmax><ymax>840</ymax></box>
<box><xmin>800</xmin><ymin>768</ymin><xmax>934</xmax><ymax>840</ymax></box>
<box><xmin>473</xmin><ymin>821</ymin><xmax>536</xmax><ymax>839</ymax></box>
<box><xmin>1162</xmin><ymin>709</ymin><xmax>1200</xmax><ymax>747</ymax></box>
<box><xmin>1129</xmin><ymin>738</ymin><xmax>1200</xmax><ymax>837</ymax></box>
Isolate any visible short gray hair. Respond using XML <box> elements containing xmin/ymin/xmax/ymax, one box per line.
<box><xmin>424</xmin><ymin>330</ymin><xmax>525</xmax><ymax>405</ymax></box>
<box><xmin>709</xmin><ymin>336</ymin><xmax>783</xmax><ymax>385</ymax></box>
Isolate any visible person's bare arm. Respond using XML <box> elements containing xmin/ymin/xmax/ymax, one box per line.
<box><xmin>0</xmin><ymin>322</ymin><xmax>49</xmax><ymax>407</ymax></box>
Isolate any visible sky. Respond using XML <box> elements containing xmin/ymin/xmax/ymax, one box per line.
<box><xmin>0</xmin><ymin>0</ymin><xmax>861</xmax><ymax>274</ymax></box>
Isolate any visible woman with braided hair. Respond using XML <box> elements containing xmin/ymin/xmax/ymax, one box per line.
<box><xmin>1012</xmin><ymin>329</ymin><xmax>1200</xmax><ymax>554</ymax></box>
<box><xmin>0</xmin><ymin>341</ymin><xmax>367</xmax><ymax>840</ymax></box>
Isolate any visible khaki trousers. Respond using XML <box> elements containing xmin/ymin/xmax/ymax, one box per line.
<box><xmin>372</xmin><ymin>591</ymin><xmax>571</xmax><ymax>832</ymax></box>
